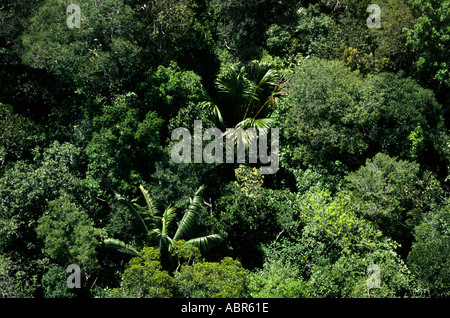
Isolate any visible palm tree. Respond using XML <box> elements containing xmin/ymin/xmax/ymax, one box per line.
<box><xmin>201</xmin><ymin>60</ymin><xmax>285</xmax><ymax>146</ymax></box>
<box><xmin>103</xmin><ymin>185</ymin><xmax>222</xmax><ymax>269</ymax></box>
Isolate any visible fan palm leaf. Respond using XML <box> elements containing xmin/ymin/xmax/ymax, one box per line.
<box><xmin>216</xmin><ymin>66</ymin><xmax>258</xmax><ymax>122</ymax></box>
<box><xmin>224</xmin><ymin>117</ymin><xmax>275</xmax><ymax>148</ymax></box>
<box><xmin>246</xmin><ymin>61</ymin><xmax>280</xmax><ymax>98</ymax></box>
<box><xmin>216</xmin><ymin>66</ymin><xmax>257</xmax><ymax>101</ymax></box>
<box><xmin>243</xmin><ymin>61</ymin><xmax>282</xmax><ymax>120</ymax></box>
<box><xmin>199</xmin><ymin>100</ymin><xmax>225</xmax><ymax>128</ymax></box>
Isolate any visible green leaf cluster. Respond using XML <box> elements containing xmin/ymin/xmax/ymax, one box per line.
<box><xmin>0</xmin><ymin>0</ymin><xmax>448</xmax><ymax>299</ymax></box>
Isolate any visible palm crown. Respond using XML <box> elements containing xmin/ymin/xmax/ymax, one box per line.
<box><xmin>201</xmin><ymin>60</ymin><xmax>285</xmax><ymax>141</ymax></box>
<box><xmin>103</xmin><ymin>185</ymin><xmax>222</xmax><ymax>268</ymax></box>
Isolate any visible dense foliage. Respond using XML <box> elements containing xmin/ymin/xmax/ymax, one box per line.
<box><xmin>0</xmin><ymin>0</ymin><xmax>449</xmax><ymax>298</ymax></box>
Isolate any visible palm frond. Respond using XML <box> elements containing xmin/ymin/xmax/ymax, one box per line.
<box><xmin>200</xmin><ymin>100</ymin><xmax>225</xmax><ymax>128</ymax></box>
<box><xmin>147</xmin><ymin>228</ymin><xmax>162</xmax><ymax>244</ymax></box>
<box><xmin>247</xmin><ymin>61</ymin><xmax>280</xmax><ymax>95</ymax></box>
<box><xmin>138</xmin><ymin>184</ymin><xmax>159</xmax><ymax>219</ymax></box>
<box><xmin>173</xmin><ymin>185</ymin><xmax>205</xmax><ymax>241</ymax></box>
<box><xmin>102</xmin><ymin>238</ymin><xmax>140</xmax><ymax>258</ymax></box>
<box><xmin>184</xmin><ymin>234</ymin><xmax>223</xmax><ymax>252</ymax></box>
<box><xmin>216</xmin><ymin>66</ymin><xmax>253</xmax><ymax>98</ymax></box>
<box><xmin>225</xmin><ymin>117</ymin><xmax>275</xmax><ymax>148</ymax></box>
<box><xmin>216</xmin><ymin>66</ymin><xmax>258</xmax><ymax>120</ymax></box>
<box><xmin>251</xmin><ymin>117</ymin><xmax>275</xmax><ymax>134</ymax></box>
<box><xmin>161</xmin><ymin>206</ymin><xmax>177</xmax><ymax>236</ymax></box>
<box><xmin>224</xmin><ymin>122</ymin><xmax>257</xmax><ymax>149</ymax></box>
<box><xmin>244</xmin><ymin>61</ymin><xmax>284</xmax><ymax>120</ymax></box>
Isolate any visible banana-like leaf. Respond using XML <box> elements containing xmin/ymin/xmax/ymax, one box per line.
<box><xmin>102</xmin><ymin>238</ymin><xmax>140</xmax><ymax>258</ymax></box>
<box><xmin>138</xmin><ymin>184</ymin><xmax>159</xmax><ymax>220</ymax></box>
<box><xmin>184</xmin><ymin>234</ymin><xmax>223</xmax><ymax>252</ymax></box>
<box><xmin>173</xmin><ymin>185</ymin><xmax>205</xmax><ymax>241</ymax></box>
<box><xmin>161</xmin><ymin>206</ymin><xmax>177</xmax><ymax>236</ymax></box>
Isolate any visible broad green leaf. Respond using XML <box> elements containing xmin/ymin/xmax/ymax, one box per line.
<box><xmin>173</xmin><ymin>185</ymin><xmax>205</xmax><ymax>241</ymax></box>
<box><xmin>103</xmin><ymin>238</ymin><xmax>140</xmax><ymax>258</ymax></box>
